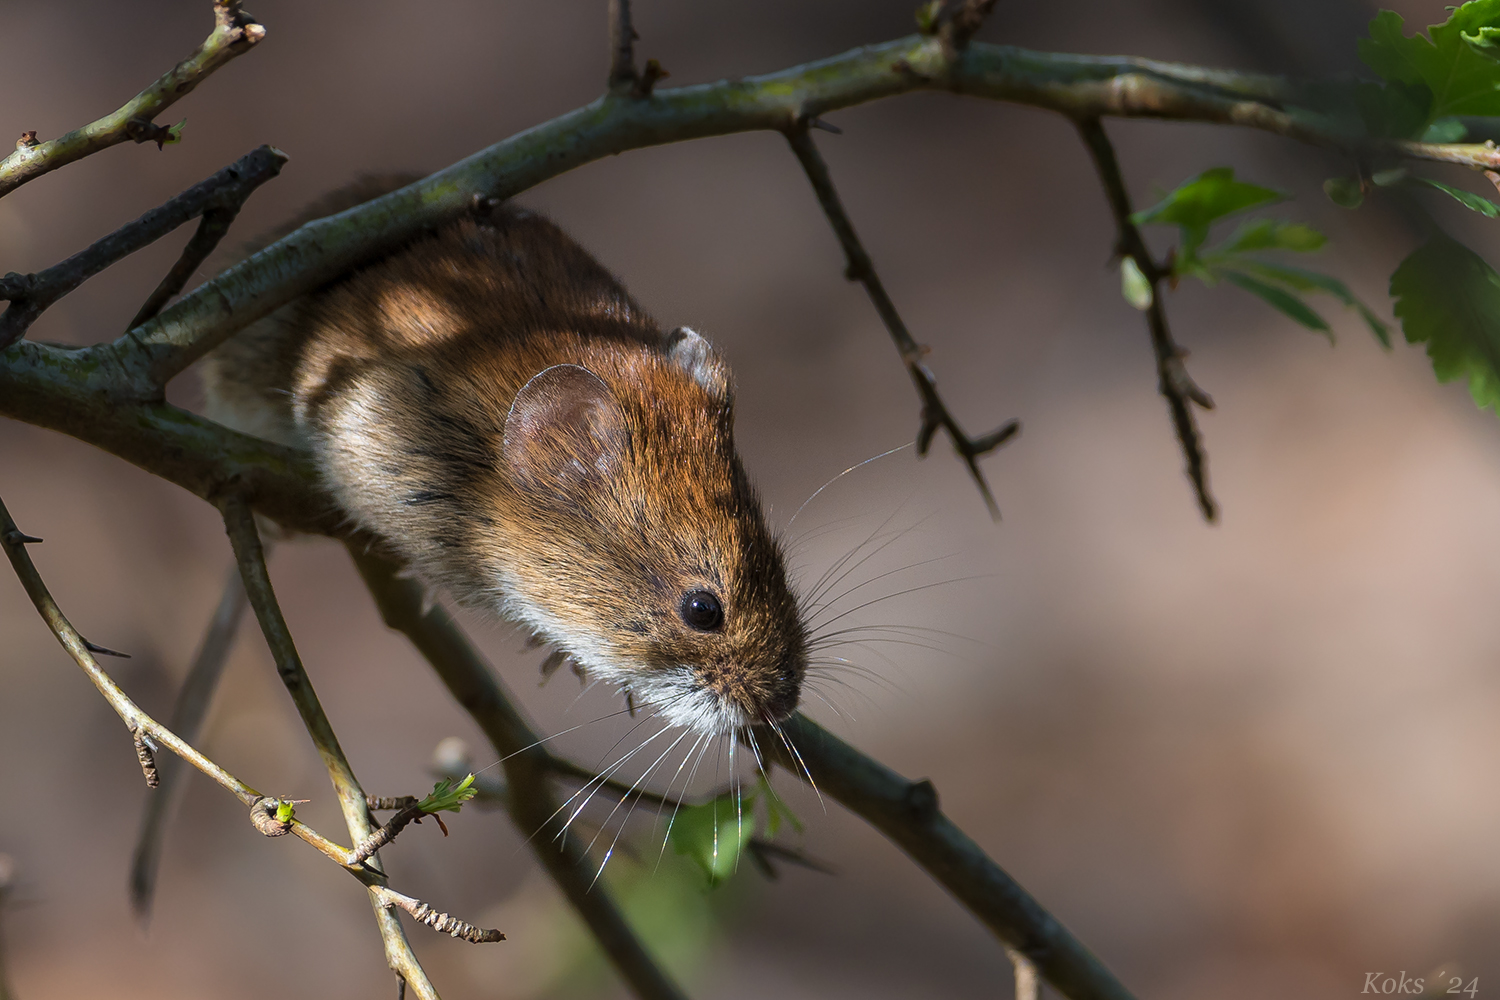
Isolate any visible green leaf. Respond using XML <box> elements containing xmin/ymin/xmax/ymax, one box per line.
<box><xmin>1358</xmin><ymin>3</ymin><xmax>1500</xmax><ymax>120</ymax></box>
<box><xmin>669</xmin><ymin>794</ymin><xmax>756</xmax><ymax>886</ymax></box>
<box><xmin>276</xmin><ymin>800</ymin><xmax>296</xmax><ymax>824</ymax></box>
<box><xmin>1421</xmin><ymin>117</ymin><xmax>1469</xmax><ymax>142</ymax></box>
<box><xmin>1352</xmin><ymin>79</ymin><xmax>1434</xmax><ymax>140</ymax></box>
<box><xmin>1120</xmin><ymin>255</ymin><xmax>1153</xmax><ymax>310</ymax></box>
<box><xmin>1390</xmin><ymin>233</ymin><xmax>1500</xmax><ymax>412</ymax></box>
<box><xmin>1233</xmin><ymin>260</ymin><xmax>1391</xmax><ymax>346</ymax></box>
<box><xmin>416</xmin><ymin>773</ymin><xmax>477</xmax><ymax>814</ymax></box>
<box><xmin>1412</xmin><ymin>175</ymin><xmax>1500</xmax><ymax>217</ymax></box>
<box><xmin>1212</xmin><ymin>219</ymin><xmax>1327</xmax><ymax>254</ymax></box>
<box><xmin>1222</xmin><ymin>271</ymin><xmax>1333</xmax><ymax>337</ymax></box>
<box><xmin>164</xmin><ymin>118</ymin><xmax>186</xmax><ymax>145</ymax></box>
<box><xmin>1324</xmin><ymin>176</ymin><xmax>1365</xmax><ymax>208</ymax></box>
<box><xmin>758</xmin><ymin>775</ymin><xmax>803</xmax><ymax>838</ymax></box>
<box><xmin>1132</xmin><ymin>167</ymin><xmax>1285</xmax><ymax>255</ymax></box>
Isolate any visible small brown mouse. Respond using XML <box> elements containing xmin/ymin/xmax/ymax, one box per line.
<box><xmin>202</xmin><ymin>176</ymin><xmax>806</xmax><ymax>739</ymax></box>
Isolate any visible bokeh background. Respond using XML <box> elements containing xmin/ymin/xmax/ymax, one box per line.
<box><xmin>2</xmin><ymin>0</ymin><xmax>1497</xmax><ymax>997</ymax></box>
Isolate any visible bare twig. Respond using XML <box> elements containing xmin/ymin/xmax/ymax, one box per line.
<box><xmin>0</xmin><ymin>1</ymin><xmax>266</xmax><ymax>198</ymax></box>
<box><xmin>0</xmin><ymin>145</ymin><xmax>285</xmax><ymax>351</ymax></box>
<box><xmin>372</xmin><ymin>887</ymin><xmax>505</xmax><ymax>943</ymax></box>
<box><xmin>762</xmin><ymin>714</ymin><xmax>1138</xmax><ymax>1000</ymax></box>
<box><xmin>131</xmin><ymin>564</ymin><xmax>248</xmax><ymax>921</ymax></box>
<box><xmin>220</xmin><ymin>495</ymin><xmax>438</xmax><ymax>1000</ymax></box>
<box><xmin>785</xmin><ymin>123</ymin><xmax>1019</xmax><ymax>517</ymax></box>
<box><xmin>1075</xmin><ymin>118</ymin><xmax>1217</xmax><ymax>520</ymax></box>
<box><xmin>348</xmin><ymin>802</ymin><xmax>431</xmax><ymax>866</ymax></box>
<box><xmin>608</xmin><ymin>0</ymin><xmax>638</xmax><ymax>91</ymax></box>
<box><xmin>1007</xmin><ymin>946</ymin><xmax>1041</xmax><ymax>1000</ymax></box>
<box><xmin>350</xmin><ymin>547</ymin><xmax>690</xmax><ymax>1000</ymax></box>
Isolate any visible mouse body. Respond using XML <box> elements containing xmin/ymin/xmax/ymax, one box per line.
<box><xmin>203</xmin><ymin>177</ymin><xmax>806</xmax><ymax>736</ymax></box>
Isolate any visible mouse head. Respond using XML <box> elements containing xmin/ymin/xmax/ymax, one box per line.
<box><xmin>498</xmin><ymin>329</ymin><xmax>806</xmax><ymax>737</ymax></box>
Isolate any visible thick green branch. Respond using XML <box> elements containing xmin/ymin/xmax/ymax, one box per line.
<box><xmin>764</xmin><ymin>714</ymin><xmax>1137</xmax><ymax>1000</ymax></box>
<box><xmin>31</xmin><ymin>35</ymin><xmax>1483</xmax><ymax>404</ymax></box>
<box><xmin>0</xmin><ymin>1</ymin><xmax>265</xmax><ymax>198</ymax></box>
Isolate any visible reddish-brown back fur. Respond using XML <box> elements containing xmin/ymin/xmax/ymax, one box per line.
<box><xmin>202</xmin><ymin>178</ymin><xmax>805</xmax><ymax>732</ymax></box>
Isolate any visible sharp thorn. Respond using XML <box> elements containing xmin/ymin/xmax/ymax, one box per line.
<box><xmin>809</xmin><ymin>117</ymin><xmax>842</xmax><ymax>134</ymax></box>
<box><xmin>84</xmin><ymin>638</ymin><xmax>132</xmax><ymax>658</ymax></box>
<box><xmin>3</xmin><ymin>530</ymin><xmax>42</xmax><ymax>545</ymax></box>
<box><xmin>970</xmin><ymin>419</ymin><xmax>1021</xmax><ymax>455</ymax></box>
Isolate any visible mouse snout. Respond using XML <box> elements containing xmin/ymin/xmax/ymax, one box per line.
<box><xmin>755</xmin><ymin>657</ymin><xmax>804</xmax><ymax>724</ymax></box>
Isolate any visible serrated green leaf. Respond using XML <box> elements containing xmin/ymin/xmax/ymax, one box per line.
<box><xmin>1233</xmin><ymin>260</ymin><xmax>1391</xmax><ymax>346</ymax></box>
<box><xmin>1390</xmin><ymin>233</ymin><xmax>1500</xmax><ymax>411</ymax></box>
<box><xmin>276</xmin><ymin>800</ymin><xmax>295</xmax><ymax>823</ymax></box>
<box><xmin>1132</xmin><ymin>167</ymin><xmax>1285</xmax><ymax>255</ymax></box>
<box><xmin>1324</xmin><ymin>176</ymin><xmax>1366</xmax><ymax>208</ymax></box>
<box><xmin>1120</xmin><ymin>255</ymin><xmax>1153</xmax><ymax>310</ymax></box>
<box><xmin>1212</xmin><ymin>219</ymin><xmax>1327</xmax><ymax>254</ymax></box>
<box><xmin>1352</xmin><ymin>78</ymin><xmax>1434</xmax><ymax>140</ymax></box>
<box><xmin>1359</xmin><ymin>3</ymin><xmax>1500</xmax><ymax>121</ymax></box>
<box><xmin>1223</xmin><ymin>271</ymin><xmax>1333</xmax><ymax>337</ymax></box>
<box><xmin>1412</xmin><ymin>175</ymin><xmax>1500</xmax><ymax>217</ymax></box>
<box><xmin>1421</xmin><ymin>117</ymin><xmax>1469</xmax><ymax>142</ymax></box>
<box><xmin>417</xmin><ymin>773</ymin><xmax>477</xmax><ymax>814</ymax></box>
<box><xmin>669</xmin><ymin>794</ymin><xmax>755</xmax><ymax>886</ymax></box>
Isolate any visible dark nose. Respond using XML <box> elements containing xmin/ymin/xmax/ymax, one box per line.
<box><xmin>759</xmin><ymin>657</ymin><xmax>804</xmax><ymax>723</ymax></box>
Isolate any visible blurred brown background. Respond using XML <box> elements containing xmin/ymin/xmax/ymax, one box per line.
<box><xmin>2</xmin><ymin>1</ymin><xmax>1498</xmax><ymax>997</ymax></box>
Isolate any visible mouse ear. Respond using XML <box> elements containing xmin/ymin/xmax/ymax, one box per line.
<box><xmin>503</xmin><ymin>364</ymin><xmax>630</xmax><ymax>493</ymax></box>
<box><xmin>664</xmin><ymin>327</ymin><xmax>732</xmax><ymax>400</ymax></box>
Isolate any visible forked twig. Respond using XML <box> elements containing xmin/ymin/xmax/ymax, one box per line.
<box><xmin>785</xmin><ymin>124</ymin><xmax>1019</xmax><ymax>518</ymax></box>
<box><xmin>0</xmin><ymin>145</ymin><xmax>286</xmax><ymax>350</ymax></box>
<box><xmin>1075</xmin><ymin>117</ymin><xmax>1217</xmax><ymax>521</ymax></box>
<box><xmin>0</xmin><ymin>1</ymin><xmax>266</xmax><ymax>198</ymax></box>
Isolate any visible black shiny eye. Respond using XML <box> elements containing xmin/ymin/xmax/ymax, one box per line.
<box><xmin>679</xmin><ymin>590</ymin><xmax>724</xmax><ymax>631</ymax></box>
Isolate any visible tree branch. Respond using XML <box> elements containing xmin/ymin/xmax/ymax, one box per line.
<box><xmin>1074</xmin><ymin>117</ymin><xmax>1217</xmax><ymax>520</ymax></box>
<box><xmin>350</xmin><ymin>546</ymin><xmax>691</xmax><ymax>1000</ymax></box>
<box><xmin>0</xmin><ymin>1</ymin><xmax>266</xmax><ymax>198</ymax></box>
<box><xmin>762</xmin><ymin>714</ymin><xmax>1137</xmax><ymax>1000</ymax></box>
<box><xmin>6</xmin><ymin>33</ymin><xmax>1463</xmax><ymax>521</ymax></box>
<box><xmin>220</xmin><ymin>495</ymin><xmax>438</xmax><ymax>1000</ymax></box>
<box><xmin>785</xmin><ymin>122</ymin><xmax>1019</xmax><ymax>516</ymax></box>
<box><xmin>0</xmin><ymin>145</ymin><xmax>285</xmax><ymax>352</ymax></box>
<box><xmin>608</xmin><ymin>0</ymin><xmax>638</xmax><ymax>91</ymax></box>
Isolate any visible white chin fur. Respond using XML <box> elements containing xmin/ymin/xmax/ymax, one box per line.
<box><xmin>621</xmin><ymin>666</ymin><xmax>749</xmax><ymax>738</ymax></box>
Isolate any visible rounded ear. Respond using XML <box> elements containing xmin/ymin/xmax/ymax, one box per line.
<box><xmin>664</xmin><ymin>327</ymin><xmax>732</xmax><ymax>400</ymax></box>
<box><xmin>503</xmin><ymin>364</ymin><xmax>630</xmax><ymax>492</ymax></box>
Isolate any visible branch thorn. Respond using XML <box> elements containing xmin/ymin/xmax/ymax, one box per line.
<box><xmin>84</xmin><ymin>638</ymin><xmax>132</xmax><ymax>658</ymax></box>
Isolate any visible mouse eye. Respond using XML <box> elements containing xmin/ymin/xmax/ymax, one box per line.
<box><xmin>679</xmin><ymin>590</ymin><xmax>724</xmax><ymax>631</ymax></box>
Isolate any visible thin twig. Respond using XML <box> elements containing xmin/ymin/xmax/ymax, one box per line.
<box><xmin>220</xmin><ymin>495</ymin><xmax>439</xmax><ymax>1000</ymax></box>
<box><xmin>784</xmin><ymin>123</ymin><xmax>1019</xmax><ymax>518</ymax></box>
<box><xmin>348</xmin><ymin>803</ymin><xmax>430</xmax><ymax>866</ymax></box>
<box><xmin>0</xmin><ymin>145</ymin><xmax>285</xmax><ymax>351</ymax></box>
<box><xmin>608</xmin><ymin>0</ymin><xmax>638</xmax><ymax>91</ymax></box>
<box><xmin>1075</xmin><ymin>117</ymin><xmax>1217</xmax><ymax>520</ymax></box>
<box><xmin>1007</xmin><ymin>946</ymin><xmax>1040</xmax><ymax>1000</ymax></box>
<box><xmin>372</xmin><ymin>887</ymin><xmax>505</xmax><ymax>943</ymax></box>
<box><xmin>350</xmin><ymin>546</ymin><xmax>691</xmax><ymax>1000</ymax></box>
<box><xmin>762</xmin><ymin>714</ymin><xmax>1138</xmax><ymax>1000</ymax></box>
<box><xmin>131</xmin><ymin>563</ymin><xmax>248</xmax><ymax>921</ymax></box>
<box><xmin>0</xmin><ymin>1</ymin><xmax>266</xmax><ymax>198</ymax></box>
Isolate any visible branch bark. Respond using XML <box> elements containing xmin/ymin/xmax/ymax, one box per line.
<box><xmin>0</xmin><ymin>1</ymin><xmax>266</xmax><ymax>198</ymax></box>
<box><xmin>763</xmin><ymin>714</ymin><xmax>1137</xmax><ymax>1000</ymax></box>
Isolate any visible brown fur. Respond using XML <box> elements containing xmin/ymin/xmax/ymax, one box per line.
<box><xmin>202</xmin><ymin>177</ymin><xmax>805</xmax><ymax>730</ymax></box>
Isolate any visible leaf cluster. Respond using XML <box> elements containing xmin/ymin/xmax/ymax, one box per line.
<box><xmin>667</xmin><ymin>775</ymin><xmax>802</xmax><ymax>887</ymax></box>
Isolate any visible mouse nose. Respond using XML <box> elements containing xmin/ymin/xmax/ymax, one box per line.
<box><xmin>756</xmin><ymin>657</ymin><xmax>804</xmax><ymax>723</ymax></box>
